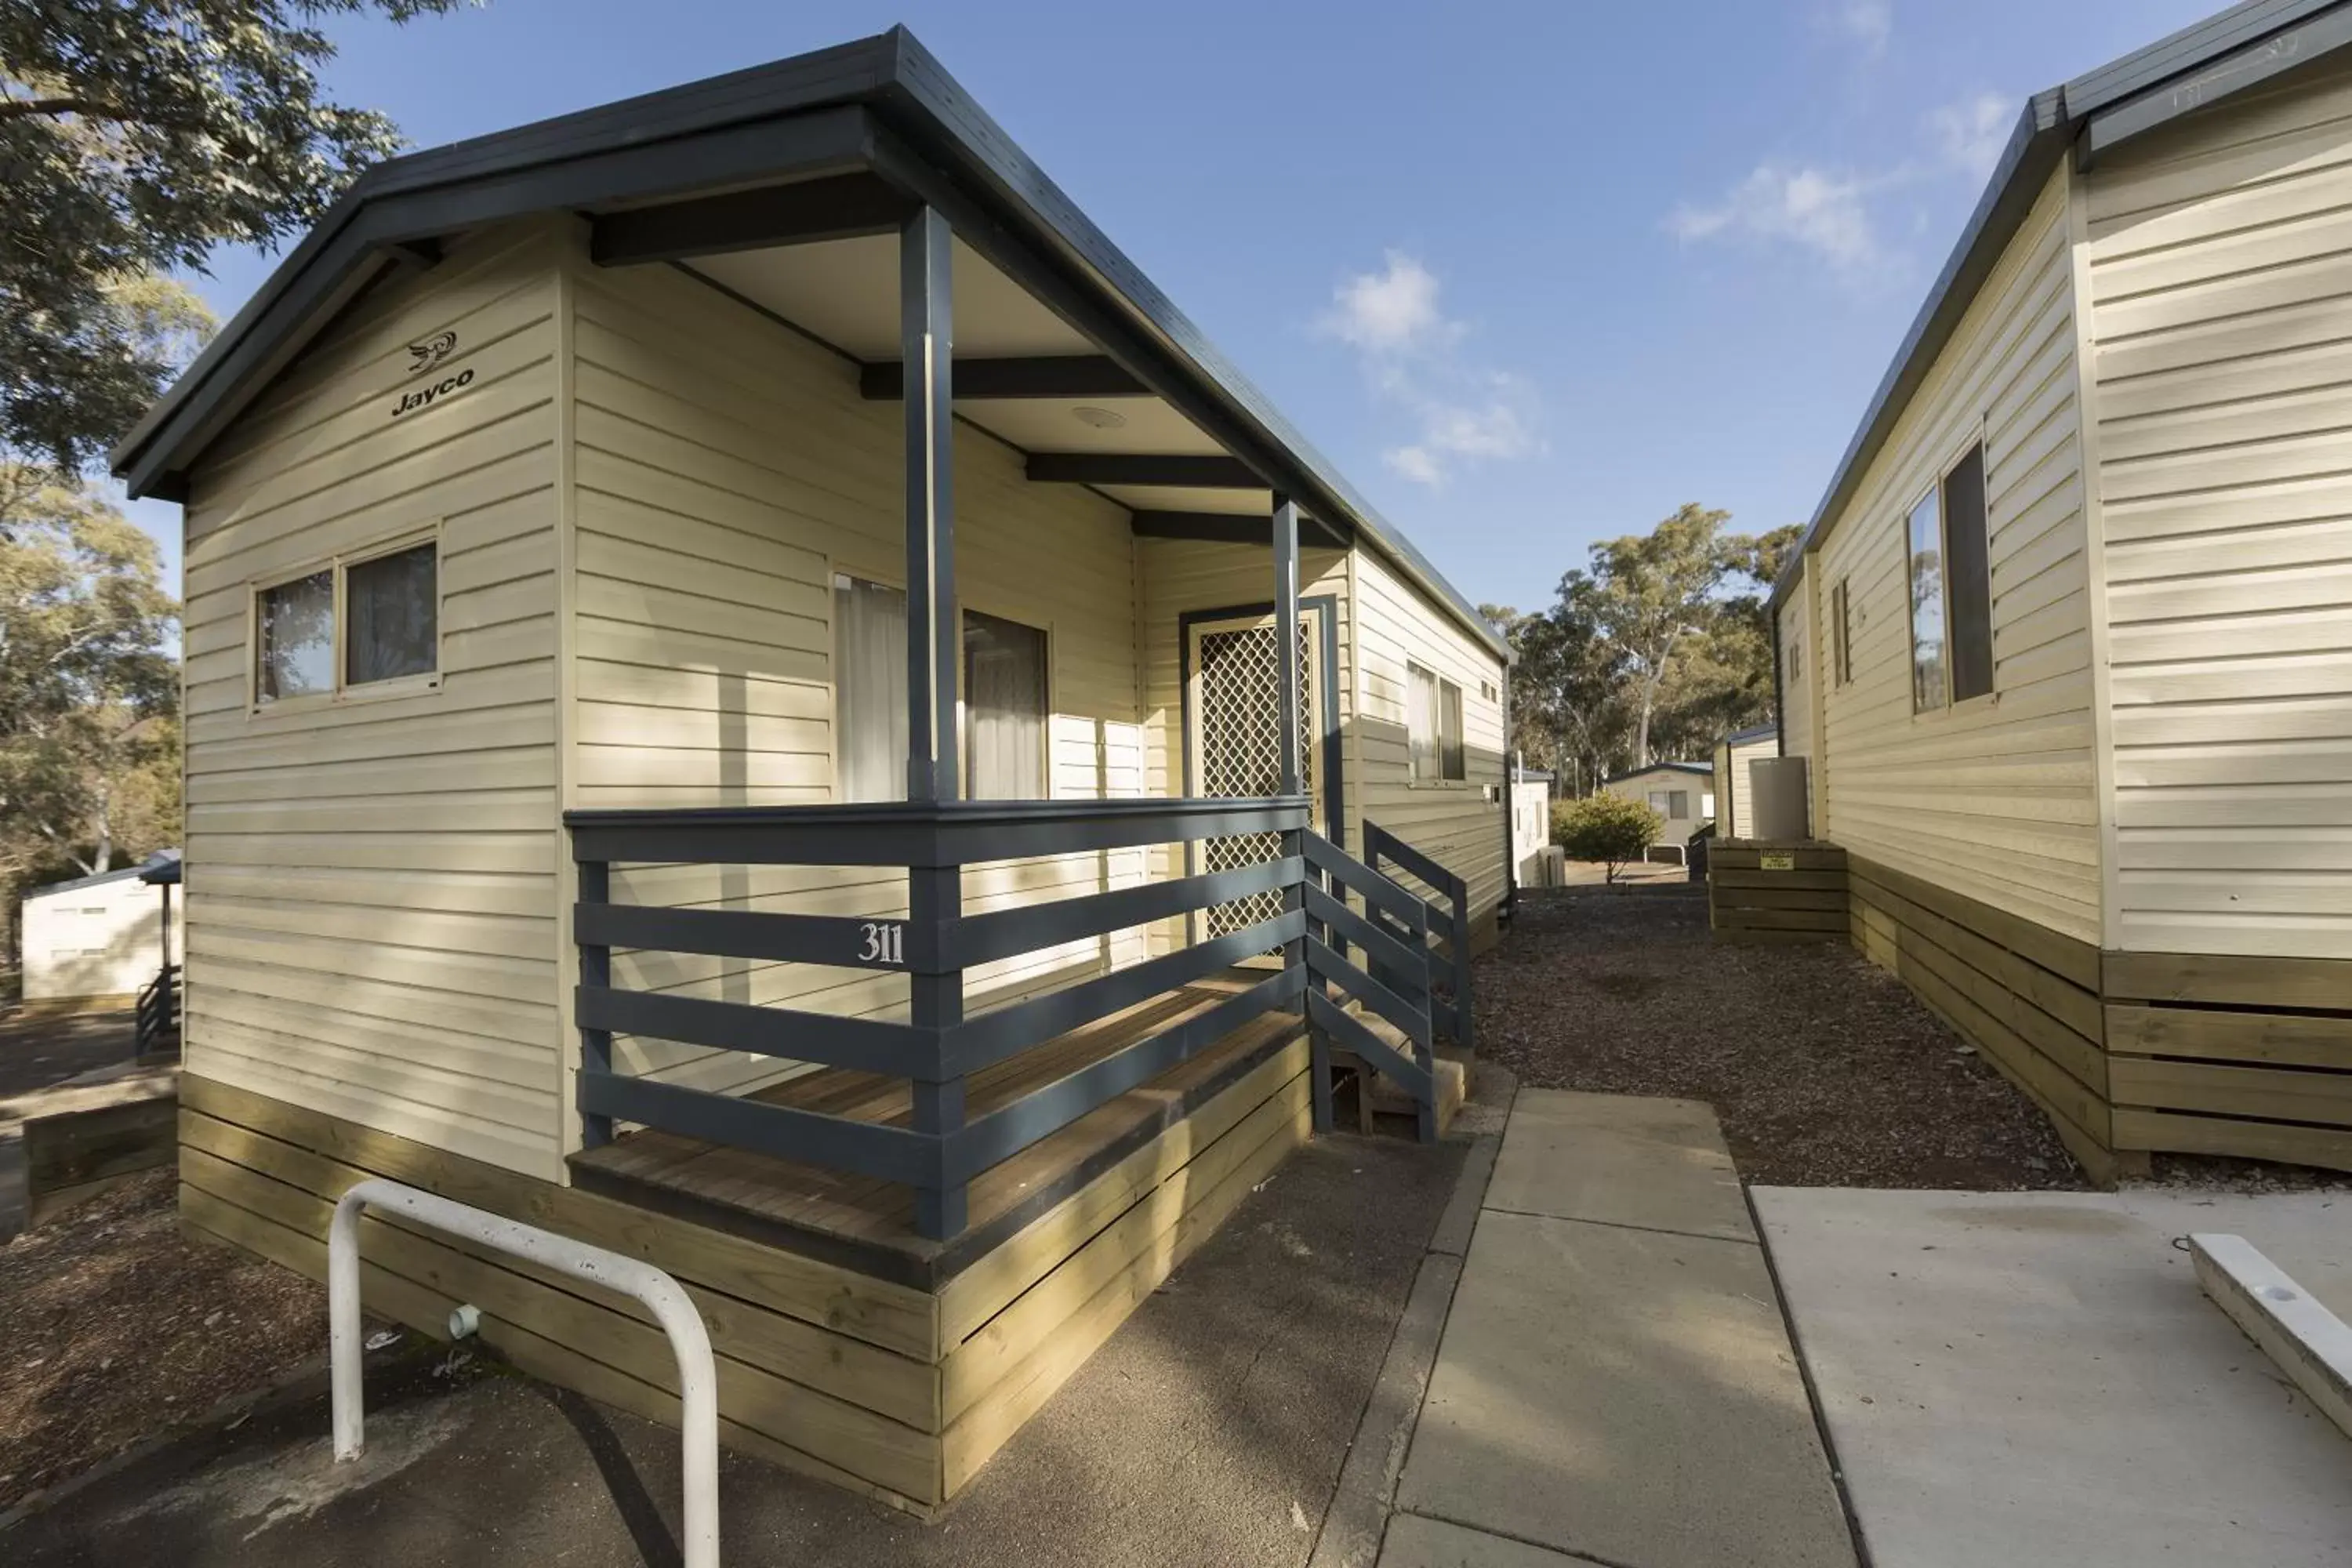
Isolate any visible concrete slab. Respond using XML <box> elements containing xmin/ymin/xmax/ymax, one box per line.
<box><xmin>1378</xmin><ymin>1512</ymin><xmax>1607</xmax><ymax>1566</ymax></box>
<box><xmin>1754</xmin><ymin>1187</ymin><xmax>2352</xmax><ymax>1568</ymax></box>
<box><xmin>1396</xmin><ymin>1209</ymin><xmax>1856</xmax><ymax>1568</ymax></box>
<box><xmin>1481</xmin><ymin>1091</ymin><xmax>1749</xmax><ymax>1243</ymax></box>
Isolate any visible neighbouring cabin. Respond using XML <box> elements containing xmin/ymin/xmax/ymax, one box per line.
<box><xmin>1769</xmin><ymin>3</ymin><xmax>2352</xmax><ymax>1181</ymax></box>
<box><xmin>111</xmin><ymin>29</ymin><xmax>1507</xmax><ymax>1512</ymax></box>
<box><xmin>1709</xmin><ymin>725</ymin><xmax>1777</xmax><ymax>841</ymax></box>
<box><xmin>1509</xmin><ymin>766</ymin><xmax>1554</xmax><ymax>887</ymax></box>
<box><xmin>17</xmin><ymin>858</ymin><xmax>179</xmax><ymax>1009</ymax></box>
<box><xmin>1598</xmin><ymin>761</ymin><xmax>1715</xmax><ymax>862</ymax></box>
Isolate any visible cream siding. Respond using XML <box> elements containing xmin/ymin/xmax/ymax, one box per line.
<box><xmin>2083</xmin><ymin>56</ymin><xmax>2352</xmax><ymax>960</ymax></box>
<box><xmin>559</xmin><ymin>241</ymin><xmax>1149</xmax><ymax>1102</ymax></box>
<box><xmin>1809</xmin><ymin>166</ymin><xmax>2102</xmax><ymax>944</ymax></box>
<box><xmin>1712</xmin><ymin>734</ymin><xmax>1775</xmax><ymax>839</ymax></box>
<box><xmin>180</xmin><ymin>224</ymin><xmax>566</xmax><ymax>1180</ymax></box>
<box><xmin>1348</xmin><ymin>550</ymin><xmax>1509</xmax><ymax>935</ymax></box>
<box><xmin>1602</xmin><ymin>766</ymin><xmax>1712</xmax><ymax>835</ymax></box>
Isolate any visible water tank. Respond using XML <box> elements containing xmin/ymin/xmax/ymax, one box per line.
<box><xmin>1750</xmin><ymin>757</ymin><xmax>1811</xmax><ymax>840</ymax></box>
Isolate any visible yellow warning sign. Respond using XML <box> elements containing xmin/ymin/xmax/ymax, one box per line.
<box><xmin>1759</xmin><ymin>851</ymin><xmax>1795</xmax><ymax>871</ymax></box>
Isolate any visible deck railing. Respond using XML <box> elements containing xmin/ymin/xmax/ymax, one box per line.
<box><xmin>1364</xmin><ymin>823</ymin><xmax>1475</xmax><ymax>1057</ymax></box>
<box><xmin>568</xmin><ymin>797</ymin><xmax>1463</xmax><ymax>1241</ymax></box>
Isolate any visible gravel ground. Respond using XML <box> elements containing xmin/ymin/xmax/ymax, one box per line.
<box><xmin>0</xmin><ymin>1168</ymin><xmax>326</xmax><ymax>1512</ymax></box>
<box><xmin>1479</xmin><ymin>883</ymin><xmax>2086</xmax><ymax>1189</ymax></box>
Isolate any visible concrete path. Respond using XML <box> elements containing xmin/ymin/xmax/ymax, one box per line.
<box><xmin>1384</xmin><ymin>1091</ymin><xmax>1857</xmax><ymax>1568</ymax></box>
<box><xmin>1754</xmin><ymin>1187</ymin><xmax>2352</xmax><ymax>1568</ymax></box>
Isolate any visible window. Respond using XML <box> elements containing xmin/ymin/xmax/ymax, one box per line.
<box><xmin>1830</xmin><ymin>577</ymin><xmax>1853</xmax><ymax>688</ymax></box>
<box><xmin>1702</xmin><ymin>793</ymin><xmax>1716</xmax><ymax>819</ymax></box>
<box><xmin>1906</xmin><ymin>440</ymin><xmax>1992</xmax><ymax>712</ymax></box>
<box><xmin>964</xmin><ymin>609</ymin><xmax>1047</xmax><ymax>799</ymax></box>
<box><xmin>833</xmin><ymin>574</ymin><xmax>910</xmax><ymax>803</ymax></box>
<box><xmin>1409</xmin><ymin>662</ymin><xmax>1466</xmax><ymax>782</ymax></box>
<box><xmin>253</xmin><ymin>535</ymin><xmax>437</xmax><ymax>707</ymax></box>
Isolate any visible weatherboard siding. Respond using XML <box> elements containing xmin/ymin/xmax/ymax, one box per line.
<box><xmin>1810</xmin><ymin>165</ymin><xmax>2101</xmax><ymax>946</ymax></box>
<box><xmin>179</xmin><ymin>223</ymin><xmax>567</xmax><ymax>1181</ymax></box>
<box><xmin>561</xmin><ymin>242</ymin><xmax>1149</xmax><ymax>1099</ymax></box>
<box><xmin>2083</xmin><ymin>55</ymin><xmax>2352</xmax><ymax>961</ymax></box>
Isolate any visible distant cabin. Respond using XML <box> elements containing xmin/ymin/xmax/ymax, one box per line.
<box><xmin>19</xmin><ymin>859</ymin><xmax>179</xmax><ymax>1007</ymax></box>
<box><xmin>1599</xmin><ymin>762</ymin><xmax>1714</xmax><ymax>860</ymax></box>
<box><xmin>1710</xmin><ymin>724</ymin><xmax>1777</xmax><ymax>840</ymax></box>
<box><xmin>1769</xmin><ymin>1</ymin><xmax>2352</xmax><ymax>1180</ymax></box>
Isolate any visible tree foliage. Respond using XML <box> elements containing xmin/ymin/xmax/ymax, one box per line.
<box><xmin>1500</xmin><ymin>508</ymin><xmax>1796</xmax><ymax>794</ymax></box>
<box><xmin>0</xmin><ymin>466</ymin><xmax>182</xmax><ymax>891</ymax></box>
<box><xmin>1553</xmin><ymin>793</ymin><xmax>1662</xmax><ymax>886</ymax></box>
<box><xmin>2</xmin><ymin>0</ymin><xmax>473</xmax><ymax>470</ymax></box>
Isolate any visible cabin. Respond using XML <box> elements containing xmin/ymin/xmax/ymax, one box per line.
<box><xmin>1509</xmin><ymin>765</ymin><xmax>1555</xmax><ymax>887</ymax></box>
<box><xmin>1709</xmin><ymin>724</ymin><xmax>1777</xmax><ymax>841</ymax></box>
<box><xmin>109</xmin><ymin>30</ymin><xmax>1508</xmax><ymax>1513</ymax></box>
<box><xmin>1599</xmin><ymin>761</ymin><xmax>1715</xmax><ymax>860</ymax></box>
<box><xmin>1771</xmin><ymin>0</ymin><xmax>2352</xmax><ymax>1181</ymax></box>
<box><xmin>17</xmin><ymin>860</ymin><xmax>176</xmax><ymax>1010</ymax></box>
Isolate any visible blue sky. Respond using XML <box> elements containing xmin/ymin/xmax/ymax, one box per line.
<box><xmin>130</xmin><ymin>0</ymin><xmax>2223</xmax><ymax>611</ymax></box>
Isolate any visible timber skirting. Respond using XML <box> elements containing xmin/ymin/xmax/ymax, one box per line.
<box><xmin>1709</xmin><ymin>840</ymin><xmax>1849</xmax><ymax>945</ymax></box>
<box><xmin>1843</xmin><ymin>855</ymin><xmax>2352</xmax><ymax>1181</ymax></box>
<box><xmin>175</xmin><ymin>1035</ymin><xmax>1312</xmax><ymax>1514</ymax></box>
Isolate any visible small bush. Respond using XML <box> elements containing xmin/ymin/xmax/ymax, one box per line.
<box><xmin>1554</xmin><ymin>793</ymin><xmax>1664</xmax><ymax>885</ymax></box>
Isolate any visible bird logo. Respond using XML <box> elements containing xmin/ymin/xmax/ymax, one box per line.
<box><xmin>406</xmin><ymin>330</ymin><xmax>458</xmax><ymax>375</ymax></box>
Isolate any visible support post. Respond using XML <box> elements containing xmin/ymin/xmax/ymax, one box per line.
<box><xmin>902</xmin><ymin>203</ymin><xmax>959</xmax><ymax>803</ymax></box>
<box><xmin>910</xmin><ymin>863</ymin><xmax>967</xmax><ymax>1239</ymax></box>
<box><xmin>1273</xmin><ymin>495</ymin><xmax>1329</xmax><ymax>1130</ymax></box>
<box><xmin>577</xmin><ymin>856</ymin><xmax>614</xmax><ymax>1149</ymax></box>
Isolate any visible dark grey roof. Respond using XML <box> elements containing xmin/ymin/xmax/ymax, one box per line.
<box><xmin>139</xmin><ymin>849</ymin><xmax>183</xmax><ymax>886</ymax></box>
<box><xmin>110</xmin><ymin>28</ymin><xmax>1508</xmax><ymax>661</ymax></box>
<box><xmin>1723</xmin><ymin>723</ymin><xmax>1778</xmax><ymax>746</ymax></box>
<box><xmin>27</xmin><ymin>853</ymin><xmax>175</xmax><ymax>897</ymax></box>
<box><xmin>1601</xmin><ymin>761</ymin><xmax>1713</xmax><ymax>786</ymax></box>
<box><xmin>1774</xmin><ymin>0</ymin><xmax>2352</xmax><ymax>611</ymax></box>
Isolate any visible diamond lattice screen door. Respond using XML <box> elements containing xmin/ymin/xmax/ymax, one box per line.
<box><xmin>1186</xmin><ymin>608</ymin><xmax>1325</xmax><ymax>943</ymax></box>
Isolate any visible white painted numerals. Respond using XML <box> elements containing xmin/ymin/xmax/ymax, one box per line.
<box><xmin>858</xmin><ymin>922</ymin><xmax>906</xmax><ymax>966</ymax></box>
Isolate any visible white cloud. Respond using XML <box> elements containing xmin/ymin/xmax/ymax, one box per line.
<box><xmin>1318</xmin><ymin>255</ymin><xmax>1541</xmax><ymax>487</ymax></box>
<box><xmin>1828</xmin><ymin>0</ymin><xmax>1892</xmax><ymax>55</ymax></box>
<box><xmin>1929</xmin><ymin>92</ymin><xmax>2015</xmax><ymax>181</ymax></box>
<box><xmin>1668</xmin><ymin>164</ymin><xmax>1882</xmax><ymax>274</ymax></box>
<box><xmin>1319</xmin><ymin>252</ymin><xmax>1454</xmax><ymax>354</ymax></box>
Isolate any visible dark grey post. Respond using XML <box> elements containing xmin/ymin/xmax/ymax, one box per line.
<box><xmin>577</xmin><ymin>857</ymin><xmax>614</xmax><ymax>1149</ymax></box>
<box><xmin>902</xmin><ymin>203</ymin><xmax>959</xmax><ymax>804</ymax></box>
<box><xmin>1272</xmin><ymin>496</ymin><xmax>1329</xmax><ymax>1128</ymax></box>
<box><xmin>911</xmin><ymin>863</ymin><xmax>967</xmax><ymax>1239</ymax></box>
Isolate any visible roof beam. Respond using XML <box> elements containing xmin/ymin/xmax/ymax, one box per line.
<box><xmin>590</xmin><ymin>171</ymin><xmax>915</xmax><ymax>267</ymax></box>
<box><xmin>1025</xmin><ymin>452</ymin><xmax>1261</xmax><ymax>488</ymax></box>
<box><xmin>1129</xmin><ymin>510</ymin><xmax>1346</xmax><ymax>548</ymax></box>
<box><xmin>859</xmin><ymin>354</ymin><xmax>1146</xmax><ymax>401</ymax></box>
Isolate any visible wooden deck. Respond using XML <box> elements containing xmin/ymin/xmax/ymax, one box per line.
<box><xmin>569</xmin><ymin>972</ymin><xmax>1298</xmax><ymax>1290</ymax></box>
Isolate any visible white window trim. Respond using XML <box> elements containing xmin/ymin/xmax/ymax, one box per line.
<box><xmin>248</xmin><ymin>522</ymin><xmax>444</xmax><ymax>716</ymax></box>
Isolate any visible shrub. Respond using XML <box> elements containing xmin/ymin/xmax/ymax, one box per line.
<box><xmin>1554</xmin><ymin>793</ymin><xmax>1664</xmax><ymax>885</ymax></box>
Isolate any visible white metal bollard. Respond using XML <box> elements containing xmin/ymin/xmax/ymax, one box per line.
<box><xmin>328</xmin><ymin>1177</ymin><xmax>720</xmax><ymax>1568</ymax></box>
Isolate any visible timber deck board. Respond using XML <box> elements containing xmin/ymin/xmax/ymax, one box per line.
<box><xmin>570</xmin><ymin>977</ymin><xmax>1302</xmax><ymax>1289</ymax></box>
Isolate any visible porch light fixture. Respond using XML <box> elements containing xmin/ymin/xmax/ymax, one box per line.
<box><xmin>1070</xmin><ymin>405</ymin><xmax>1127</xmax><ymax>430</ymax></box>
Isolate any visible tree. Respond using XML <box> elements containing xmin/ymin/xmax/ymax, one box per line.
<box><xmin>0</xmin><ymin>468</ymin><xmax>181</xmax><ymax>885</ymax></box>
<box><xmin>2</xmin><ymin>0</ymin><xmax>474</xmax><ymax>471</ymax></box>
<box><xmin>1586</xmin><ymin>504</ymin><xmax>1733</xmax><ymax>768</ymax></box>
<box><xmin>1553</xmin><ymin>793</ymin><xmax>1662</xmax><ymax>887</ymax></box>
<box><xmin>1497</xmin><ymin>572</ymin><xmax>1631</xmax><ymax>793</ymax></box>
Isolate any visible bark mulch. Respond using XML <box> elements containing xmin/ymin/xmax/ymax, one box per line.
<box><xmin>0</xmin><ymin>1167</ymin><xmax>327</xmax><ymax>1513</ymax></box>
<box><xmin>1477</xmin><ymin>883</ymin><xmax>2086</xmax><ymax>1190</ymax></box>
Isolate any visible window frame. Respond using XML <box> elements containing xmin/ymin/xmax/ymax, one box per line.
<box><xmin>248</xmin><ymin>524</ymin><xmax>443</xmax><ymax>715</ymax></box>
<box><xmin>1407</xmin><ymin>660</ymin><xmax>1469</xmax><ymax>786</ymax></box>
<box><xmin>1902</xmin><ymin>426</ymin><xmax>1995</xmax><ymax>719</ymax></box>
<box><xmin>960</xmin><ymin>604</ymin><xmax>1054</xmax><ymax>802</ymax></box>
<box><xmin>1830</xmin><ymin>576</ymin><xmax>1853</xmax><ymax>689</ymax></box>
<box><xmin>826</xmin><ymin>561</ymin><xmax>1056</xmax><ymax>804</ymax></box>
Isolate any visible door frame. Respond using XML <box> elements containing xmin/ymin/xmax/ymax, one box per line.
<box><xmin>1178</xmin><ymin>593</ymin><xmax>1345</xmax><ymax>846</ymax></box>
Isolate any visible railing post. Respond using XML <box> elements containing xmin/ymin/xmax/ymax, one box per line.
<box><xmin>911</xmin><ymin>862</ymin><xmax>967</xmax><ymax>1240</ymax></box>
<box><xmin>1409</xmin><ymin>897</ymin><xmax>1439</xmax><ymax>1145</ymax></box>
<box><xmin>1448</xmin><ymin>867</ymin><xmax>1475</xmax><ymax>1058</ymax></box>
<box><xmin>577</xmin><ymin>856</ymin><xmax>614</xmax><ymax>1150</ymax></box>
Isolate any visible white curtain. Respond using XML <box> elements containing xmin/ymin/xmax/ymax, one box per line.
<box><xmin>964</xmin><ymin>609</ymin><xmax>1047</xmax><ymax>799</ymax></box>
<box><xmin>833</xmin><ymin>574</ymin><xmax>909</xmax><ymax>803</ymax></box>
<box><xmin>1408</xmin><ymin>663</ymin><xmax>1438</xmax><ymax>781</ymax></box>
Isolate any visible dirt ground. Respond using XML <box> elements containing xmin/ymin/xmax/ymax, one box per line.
<box><xmin>0</xmin><ymin>1168</ymin><xmax>327</xmax><ymax>1513</ymax></box>
<box><xmin>1479</xmin><ymin>883</ymin><xmax>2087</xmax><ymax>1189</ymax></box>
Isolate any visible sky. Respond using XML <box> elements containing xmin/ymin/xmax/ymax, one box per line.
<box><xmin>125</xmin><ymin>0</ymin><xmax>2228</xmax><ymax>612</ymax></box>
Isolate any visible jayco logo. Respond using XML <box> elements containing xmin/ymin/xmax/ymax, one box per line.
<box><xmin>390</xmin><ymin>367</ymin><xmax>474</xmax><ymax>419</ymax></box>
<box><xmin>407</xmin><ymin>330</ymin><xmax>458</xmax><ymax>374</ymax></box>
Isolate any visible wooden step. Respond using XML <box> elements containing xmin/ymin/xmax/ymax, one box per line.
<box><xmin>1334</xmin><ymin>1011</ymin><xmax>1465</xmax><ymax>1138</ymax></box>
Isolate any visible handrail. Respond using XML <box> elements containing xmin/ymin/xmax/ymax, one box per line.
<box><xmin>1300</xmin><ymin>830</ymin><xmax>1439</xmax><ymax>1143</ymax></box>
<box><xmin>1365</xmin><ymin>822</ymin><xmax>1475</xmax><ymax>1057</ymax></box>
<box><xmin>329</xmin><ymin>1178</ymin><xmax>717</xmax><ymax>1568</ymax></box>
<box><xmin>135</xmin><ymin>962</ymin><xmax>179</xmax><ymax>1053</ymax></box>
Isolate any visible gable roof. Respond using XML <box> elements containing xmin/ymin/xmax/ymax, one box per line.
<box><xmin>1601</xmin><ymin>761</ymin><xmax>1713</xmax><ymax>786</ymax></box>
<box><xmin>1723</xmin><ymin>723</ymin><xmax>1778</xmax><ymax>746</ymax></box>
<box><xmin>109</xmin><ymin>27</ymin><xmax>1508</xmax><ymax>661</ymax></box>
<box><xmin>1773</xmin><ymin>0</ymin><xmax>2352</xmax><ymax>611</ymax></box>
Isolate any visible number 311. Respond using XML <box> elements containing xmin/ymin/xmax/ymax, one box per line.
<box><xmin>858</xmin><ymin>922</ymin><xmax>906</xmax><ymax>965</ymax></box>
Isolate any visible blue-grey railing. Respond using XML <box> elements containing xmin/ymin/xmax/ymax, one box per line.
<box><xmin>568</xmin><ymin>797</ymin><xmax>1316</xmax><ymax>1241</ymax></box>
<box><xmin>1301</xmin><ymin>834</ymin><xmax>1439</xmax><ymax>1143</ymax></box>
<box><xmin>1364</xmin><ymin>822</ymin><xmax>1475</xmax><ymax>1058</ymax></box>
<box><xmin>136</xmin><ymin>961</ymin><xmax>180</xmax><ymax>1053</ymax></box>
